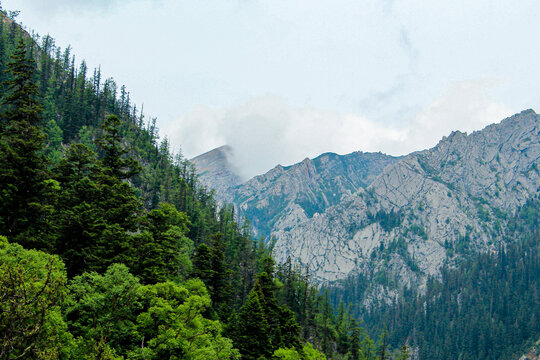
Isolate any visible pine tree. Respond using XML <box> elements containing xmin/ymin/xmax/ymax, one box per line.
<box><xmin>191</xmin><ymin>232</ymin><xmax>233</xmax><ymax>317</ymax></box>
<box><xmin>54</xmin><ymin>115</ymin><xmax>143</xmax><ymax>275</ymax></box>
<box><xmin>0</xmin><ymin>39</ymin><xmax>53</xmax><ymax>250</ymax></box>
<box><xmin>98</xmin><ymin>114</ymin><xmax>141</xmax><ymax>180</ymax></box>
<box><xmin>349</xmin><ymin>319</ymin><xmax>361</xmax><ymax>360</ymax></box>
<box><xmin>230</xmin><ymin>282</ymin><xmax>272</xmax><ymax>360</ymax></box>
<box><xmin>134</xmin><ymin>202</ymin><xmax>193</xmax><ymax>283</ymax></box>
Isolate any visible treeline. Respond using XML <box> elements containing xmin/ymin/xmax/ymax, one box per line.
<box><xmin>334</xmin><ymin>198</ymin><xmax>539</xmax><ymax>359</ymax></box>
<box><xmin>0</xmin><ymin>10</ymin><xmax>406</xmax><ymax>359</ymax></box>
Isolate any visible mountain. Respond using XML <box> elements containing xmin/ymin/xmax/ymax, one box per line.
<box><xmin>233</xmin><ymin>151</ymin><xmax>400</xmax><ymax>239</ymax></box>
<box><xmin>191</xmin><ymin>145</ymin><xmax>243</xmax><ymax>201</ymax></box>
<box><xmin>195</xmin><ymin>110</ymin><xmax>540</xmax><ymax>285</ymax></box>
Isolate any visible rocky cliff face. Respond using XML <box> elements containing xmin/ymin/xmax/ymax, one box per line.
<box><xmin>190</xmin><ymin>145</ymin><xmax>243</xmax><ymax>201</ymax></box>
<box><xmin>193</xmin><ymin>110</ymin><xmax>540</xmax><ymax>288</ymax></box>
<box><xmin>233</xmin><ymin>151</ymin><xmax>400</xmax><ymax>239</ymax></box>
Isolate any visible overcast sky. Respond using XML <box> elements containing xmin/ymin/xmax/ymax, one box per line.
<box><xmin>5</xmin><ymin>0</ymin><xmax>540</xmax><ymax>178</ymax></box>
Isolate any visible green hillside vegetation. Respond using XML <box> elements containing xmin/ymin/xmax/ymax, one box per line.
<box><xmin>0</xmin><ymin>10</ymin><xmax>407</xmax><ymax>359</ymax></box>
<box><xmin>326</xmin><ymin>197</ymin><xmax>540</xmax><ymax>359</ymax></box>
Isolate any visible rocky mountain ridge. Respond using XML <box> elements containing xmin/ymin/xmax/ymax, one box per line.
<box><xmin>193</xmin><ymin>110</ymin><xmax>540</xmax><ymax>287</ymax></box>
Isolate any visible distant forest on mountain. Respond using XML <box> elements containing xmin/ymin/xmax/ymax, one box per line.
<box><xmin>0</xmin><ymin>9</ymin><xmax>407</xmax><ymax>360</ymax></box>
<box><xmin>0</xmin><ymin>6</ymin><xmax>538</xmax><ymax>360</ymax></box>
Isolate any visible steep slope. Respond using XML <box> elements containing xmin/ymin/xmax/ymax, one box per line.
<box><xmin>196</xmin><ymin>110</ymin><xmax>539</xmax><ymax>284</ymax></box>
<box><xmin>232</xmin><ymin>151</ymin><xmax>400</xmax><ymax>238</ymax></box>
<box><xmin>269</xmin><ymin>110</ymin><xmax>539</xmax><ymax>282</ymax></box>
<box><xmin>191</xmin><ymin>145</ymin><xmax>243</xmax><ymax>201</ymax></box>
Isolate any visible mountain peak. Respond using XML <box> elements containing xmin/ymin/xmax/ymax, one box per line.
<box><xmin>191</xmin><ymin>145</ymin><xmax>243</xmax><ymax>203</ymax></box>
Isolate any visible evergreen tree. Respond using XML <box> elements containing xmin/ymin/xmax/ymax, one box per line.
<box><xmin>134</xmin><ymin>202</ymin><xmax>193</xmax><ymax>283</ymax></box>
<box><xmin>229</xmin><ymin>256</ymin><xmax>303</xmax><ymax>358</ymax></box>
<box><xmin>349</xmin><ymin>319</ymin><xmax>361</xmax><ymax>360</ymax></box>
<box><xmin>0</xmin><ymin>39</ymin><xmax>53</xmax><ymax>250</ymax></box>
<box><xmin>230</xmin><ymin>283</ymin><xmax>272</xmax><ymax>360</ymax></box>
<box><xmin>54</xmin><ymin>116</ymin><xmax>143</xmax><ymax>275</ymax></box>
<box><xmin>191</xmin><ymin>232</ymin><xmax>233</xmax><ymax>317</ymax></box>
<box><xmin>98</xmin><ymin>114</ymin><xmax>141</xmax><ymax>180</ymax></box>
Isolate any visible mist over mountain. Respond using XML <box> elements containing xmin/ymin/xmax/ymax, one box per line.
<box><xmin>191</xmin><ymin>109</ymin><xmax>540</xmax><ymax>358</ymax></box>
<box><xmin>2</xmin><ymin>3</ymin><xmax>539</xmax><ymax>358</ymax></box>
<box><xmin>194</xmin><ymin>109</ymin><xmax>539</xmax><ymax>283</ymax></box>
<box><xmin>191</xmin><ymin>145</ymin><xmax>243</xmax><ymax>200</ymax></box>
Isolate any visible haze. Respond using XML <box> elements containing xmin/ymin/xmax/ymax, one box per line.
<box><xmin>6</xmin><ymin>0</ymin><xmax>540</xmax><ymax>178</ymax></box>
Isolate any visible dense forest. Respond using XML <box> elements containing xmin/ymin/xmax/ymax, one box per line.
<box><xmin>0</xmin><ymin>9</ymin><xmax>409</xmax><ymax>359</ymax></box>
<box><xmin>326</xmin><ymin>198</ymin><xmax>540</xmax><ymax>360</ymax></box>
<box><xmin>1</xmin><ymin>6</ymin><xmax>538</xmax><ymax>360</ymax></box>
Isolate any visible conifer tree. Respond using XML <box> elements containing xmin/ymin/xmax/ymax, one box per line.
<box><xmin>0</xmin><ymin>39</ymin><xmax>53</xmax><ymax>249</ymax></box>
<box><xmin>134</xmin><ymin>202</ymin><xmax>193</xmax><ymax>283</ymax></box>
<box><xmin>349</xmin><ymin>319</ymin><xmax>362</xmax><ymax>360</ymax></box>
<box><xmin>231</xmin><ymin>282</ymin><xmax>272</xmax><ymax>360</ymax></box>
<box><xmin>98</xmin><ymin>114</ymin><xmax>141</xmax><ymax>180</ymax></box>
<box><xmin>191</xmin><ymin>232</ymin><xmax>233</xmax><ymax>316</ymax></box>
<box><xmin>54</xmin><ymin>116</ymin><xmax>143</xmax><ymax>275</ymax></box>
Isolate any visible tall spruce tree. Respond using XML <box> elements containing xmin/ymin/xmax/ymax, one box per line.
<box><xmin>53</xmin><ymin>116</ymin><xmax>143</xmax><ymax>275</ymax></box>
<box><xmin>191</xmin><ymin>232</ymin><xmax>233</xmax><ymax>317</ymax></box>
<box><xmin>0</xmin><ymin>39</ymin><xmax>53</xmax><ymax>250</ymax></box>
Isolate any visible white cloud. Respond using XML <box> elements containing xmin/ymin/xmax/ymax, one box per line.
<box><xmin>164</xmin><ymin>81</ymin><xmax>513</xmax><ymax>180</ymax></box>
<box><xmin>8</xmin><ymin>0</ymin><xmax>140</xmax><ymax>15</ymax></box>
<box><xmin>404</xmin><ymin>79</ymin><xmax>512</xmax><ymax>152</ymax></box>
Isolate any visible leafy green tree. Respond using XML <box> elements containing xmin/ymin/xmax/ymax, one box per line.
<box><xmin>273</xmin><ymin>347</ymin><xmax>302</xmax><ymax>360</ymax></box>
<box><xmin>67</xmin><ymin>264</ymin><xmax>239</xmax><ymax>359</ymax></box>
<box><xmin>66</xmin><ymin>263</ymin><xmax>140</xmax><ymax>357</ymax></box>
<box><xmin>301</xmin><ymin>343</ymin><xmax>327</xmax><ymax>360</ymax></box>
<box><xmin>0</xmin><ymin>236</ymin><xmax>74</xmax><ymax>358</ymax></box>
<box><xmin>0</xmin><ymin>39</ymin><xmax>54</xmax><ymax>249</ymax></box>
<box><xmin>272</xmin><ymin>343</ymin><xmax>326</xmax><ymax>360</ymax></box>
<box><xmin>131</xmin><ymin>278</ymin><xmax>239</xmax><ymax>360</ymax></box>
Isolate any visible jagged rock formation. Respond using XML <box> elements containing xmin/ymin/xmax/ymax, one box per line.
<box><xmin>193</xmin><ymin>110</ymin><xmax>540</xmax><ymax>287</ymax></box>
<box><xmin>191</xmin><ymin>145</ymin><xmax>243</xmax><ymax>201</ymax></box>
<box><xmin>233</xmin><ymin>151</ymin><xmax>400</xmax><ymax>239</ymax></box>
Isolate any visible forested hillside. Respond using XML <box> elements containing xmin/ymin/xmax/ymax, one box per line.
<box><xmin>0</xmin><ymin>9</ymin><xmax>411</xmax><ymax>359</ymax></box>
<box><xmin>326</xmin><ymin>197</ymin><xmax>539</xmax><ymax>359</ymax></box>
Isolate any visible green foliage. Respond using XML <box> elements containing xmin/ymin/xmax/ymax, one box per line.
<box><xmin>229</xmin><ymin>257</ymin><xmax>305</xmax><ymax>359</ymax></box>
<box><xmin>0</xmin><ymin>39</ymin><xmax>53</xmax><ymax>250</ymax></box>
<box><xmin>133</xmin><ymin>202</ymin><xmax>193</xmax><ymax>283</ymax></box>
<box><xmin>0</xmin><ymin>236</ymin><xmax>73</xmax><ymax>358</ymax></box>
<box><xmin>43</xmin><ymin>118</ymin><xmax>63</xmax><ymax>164</ymax></box>
<box><xmin>66</xmin><ymin>263</ymin><xmax>140</xmax><ymax>356</ymax></box>
<box><xmin>130</xmin><ymin>279</ymin><xmax>239</xmax><ymax>360</ymax></box>
<box><xmin>404</xmin><ymin>224</ymin><xmax>428</xmax><ymax>240</ymax></box>
<box><xmin>191</xmin><ymin>232</ymin><xmax>233</xmax><ymax>317</ymax></box>
<box><xmin>273</xmin><ymin>343</ymin><xmax>326</xmax><ymax>360</ymax></box>
<box><xmin>53</xmin><ymin>138</ymin><xmax>143</xmax><ymax>275</ymax></box>
<box><xmin>98</xmin><ymin>114</ymin><xmax>141</xmax><ymax>180</ymax></box>
<box><xmin>67</xmin><ymin>264</ymin><xmax>239</xmax><ymax>359</ymax></box>
<box><xmin>361</xmin><ymin>201</ymin><xmax>540</xmax><ymax>359</ymax></box>
<box><xmin>368</xmin><ymin>210</ymin><xmax>403</xmax><ymax>232</ymax></box>
<box><xmin>301</xmin><ymin>343</ymin><xmax>327</xmax><ymax>360</ymax></box>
